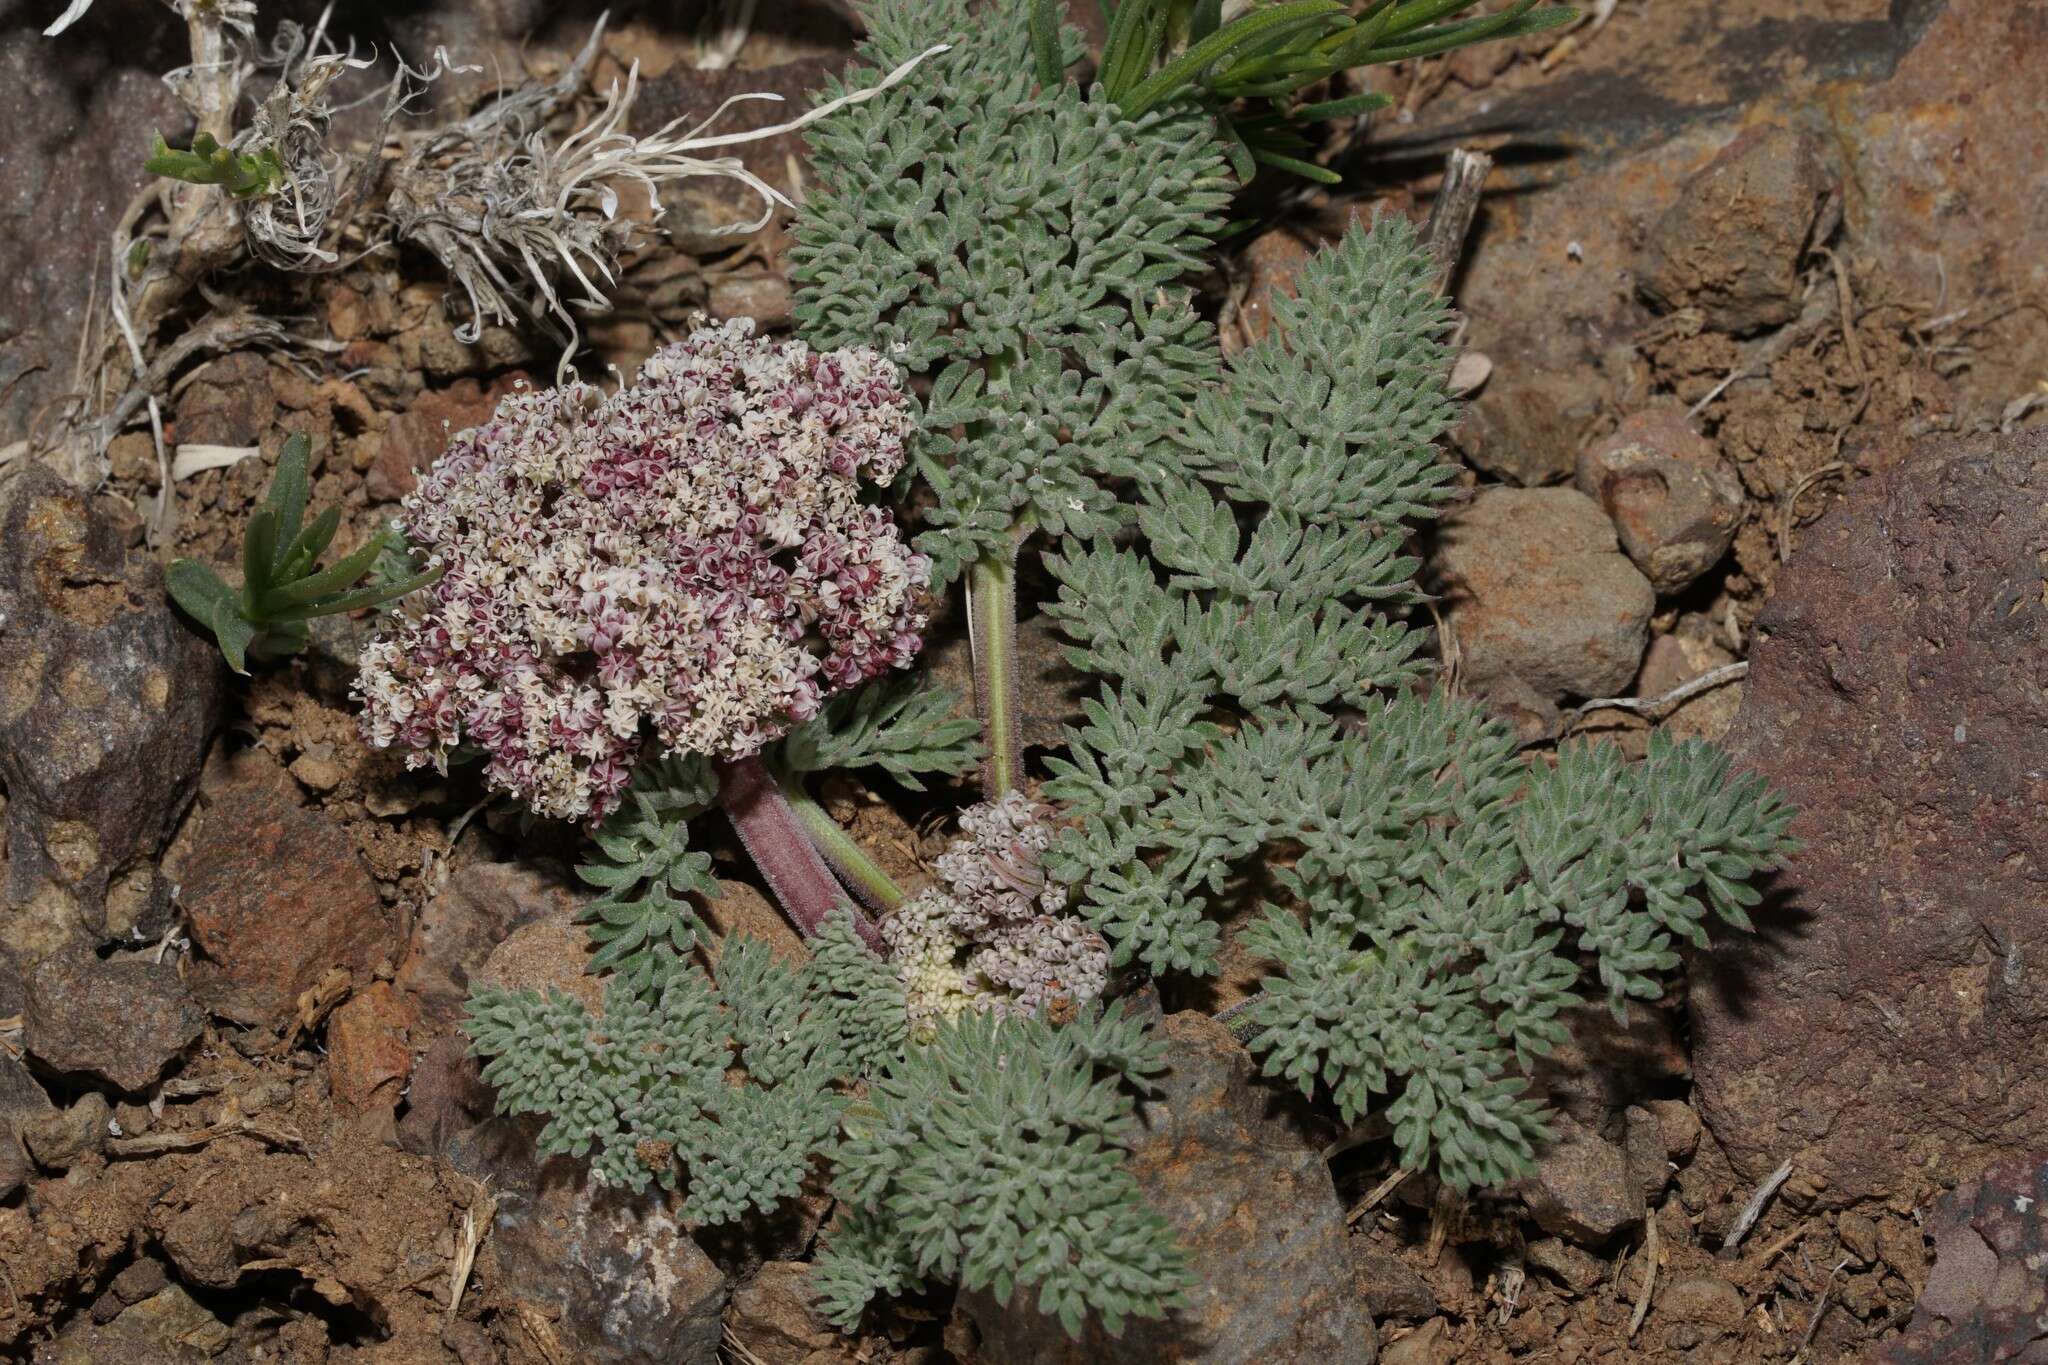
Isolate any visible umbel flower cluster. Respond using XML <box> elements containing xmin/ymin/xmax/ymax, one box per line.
<box><xmin>358</xmin><ymin>318</ymin><xmax>930</xmax><ymax>820</ymax></box>
<box><xmin>881</xmin><ymin>793</ymin><xmax>1109</xmax><ymax>1029</ymax></box>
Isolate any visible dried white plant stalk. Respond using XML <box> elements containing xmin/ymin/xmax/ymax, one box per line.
<box><xmin>386</xmin><ymin>24</ymin><xmax>948</xmax><ymax>375</ymax></box>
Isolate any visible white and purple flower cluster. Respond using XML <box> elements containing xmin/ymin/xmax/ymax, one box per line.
<box><xmin>357</xmin><ymin>318</ymin><xmax>929</xmax><ymax>821</ymax></box>
<box><xmin>882</xmin><ymin>793</ymin><xmax>1109</xmax><ymax>1031</ymax></box>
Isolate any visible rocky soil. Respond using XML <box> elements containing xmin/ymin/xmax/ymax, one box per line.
<box><xmin>2</xmin><ymin>0</ymin><xmax>2045</xmax><ymax>1362</ymax></box>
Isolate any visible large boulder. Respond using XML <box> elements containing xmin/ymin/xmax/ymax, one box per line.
<box><xmin>953</xmin><ymin>1012</ymin><xmax>1377</xmax><ymax>1364</ymax></box>
<box><xmin>1691</xmin><ymin>425</ymin><xmax>2048</xmax><ymax>1208</ymax></box>
<box><xmin>0</xmin><ymin>467</ymin><xmax>224</xmax><ymax>960</ymax></box>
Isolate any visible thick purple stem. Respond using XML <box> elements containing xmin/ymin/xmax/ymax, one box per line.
<box><xmin>716</xmin><ymin>754</ymin><xmax>887</xmax><ymax>954</ymax></box>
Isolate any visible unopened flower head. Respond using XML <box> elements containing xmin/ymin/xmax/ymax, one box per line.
<box><xmin>357</xmin><ymin>317</ymin><xmax>929</xmax><ymax>821</ymax></box>
<box><xmin>880</xmin><ymin>793</ymin><xmax>1107</xmax><ymax>1031</ymax></box>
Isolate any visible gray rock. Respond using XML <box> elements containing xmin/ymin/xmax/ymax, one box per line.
<box><xmin>302</xmin><ymin>610</ymin><xmax>382</xmax><ymax>708</ymax></box>
<box><xmin>1355</xmin><ymin>1245</ymin><xmax>1439</xmax><ymax>1322</ymax></box>
<box><xmin>1639</xmin><ymin>1099</ymin><xmax>1702</xmax><ymax>1164</ymax></box>
<box><xmin>954</xmin><ymin>1012</ymin><xmax>1376</xmax><ymax>1364</ymax></box>
<box><xmin>21</xmin><ymin>1092</ymin><xmax>109</xmax><ymax>1171</ymax></box>
<box><xmin>1426</xmin><ymin>487</ymin><xmax>1654</xmax><ymax>703</ymax></box>
<box><xmin>448</xmin><ymin>1116</ymin><xmax>729</xmax><ymax>1365</ymax></box>
<box><xmin>1635</xmin><ymin>124</ymin><xmax>1840</xmax><ymax>336</ymax></box>
<box><xmin>1454</xmin><ymin>367</ymin><xmax>1604</xmax><ymax>488</ymax></box>
<box><xmin>1623</xmin><ymin>1105</ymin><xmax>1673</xmax><ymax>1201</ymax></box>
<box><xmin>1520</xmin><ymin>1112</ymin><xmax>1644</xmax><ymax>1247</ymax></box>
<box><xmin>0</xmin><ymin>467</ymin><xmax>224</xmax><ymax>961</ymax></box>
<box><xmin>0</xmin><ymin>1137</ymin><xmax>25</xmax><ymax>1202</ymax></box>
<box><xmin>0</xmin><ymin>1028</ymin><xmax>53</xmax><ymax>1197</ymax></box>
<box><xmin>0</xmin><ymin>17</ymin><xmax>188</xmax><ymax>443</ymax></box>
<box><xmin>23</xmin><ymin>951</ymin><xmax>203</xmax><ymax>1093</ymax></box>
<box><xmin>1576</xmin><ymin>407</ymin><xmax>1744</xmax><ymax>595</ymax></box>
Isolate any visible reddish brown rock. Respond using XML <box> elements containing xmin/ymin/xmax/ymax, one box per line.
<box><xmin>1691</xmin><ymin>425</ymin><xmax>2048</xmax><ymax>1208</ymax></box>
<box><xmin>1634</xmin><ymin>124</ymin><xmax>1840</xmax><ymax>336</ymax></box>
<box><xmin>327</xmin><ymin>982</ymin><xmax>419</xmax><ymax>1117</ymax></box>
<box><xmin>395</xmin><ymin>857</ymin><xmax>587</xmax><ymax>1036</ymax></box>
<box><xmin>1577</xmin><ymin>406</ymin><xmax>1744</xmax><ymax>594</ymax></box>
<box><xmin>171</xmin><ymin>351</ymin><xmax>278</xmax><ymax>448</ymax></box>
<box><xmin>366</xmin><ymin>373</ymin><xmax>528</xmax><ymax>502</ymax></box>
<box><xmin>1848</xmin><ymin>0</ymin><xmax>2048</xmax><ymax>402</ymax></box>
<box><xmin>168</xmin><ymin>750</ymin><xmax>390</xmax><ymax>1025</ymax></box>
<box><xmin>1882</xmin><ymin>1155</ymin><xmax>2048</xmax><ymax>1364</ymax></box>
<box><xmin>23</xmin><ymin>951</ymin><xmax>202</xmax><ymax>1093</ymax></box>
<box><xmin>394</xmin><ymin>1032</ymin><xmax>494</xmax><ymax>1160</ymax></box>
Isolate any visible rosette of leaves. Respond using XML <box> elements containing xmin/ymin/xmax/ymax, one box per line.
<box><xmin>167</xmin><ymin>433</ymin><xmax>440</xmax><ymax>672</ymax></box>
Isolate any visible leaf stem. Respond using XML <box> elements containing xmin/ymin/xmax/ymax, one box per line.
<box><xmin>967</xmin><ymin>528</ymin><xmax>1026</xmax><ymax>799</ymax></box>
<box><xmin>716</xmin><ymin>755</ymin><xmax>886</xmax><ymax>954</ymax></box>
<box><xmin>777</xmin><ymin>772</ymin><xmax>908</xmax><ymax>913</ymax></box>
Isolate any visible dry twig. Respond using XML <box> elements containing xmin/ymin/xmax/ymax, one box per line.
<box><xmin>1629</xmin><ymin>1207</ymin><xmax>1661</xmax><ymax>1337</ymax></box>
<box><xmin>1568</xmin><ymin>662</ymin><xmax>1750</xmax><ymax>725</ymax></box>
<box><xmin>1775</xmin><ymin>462</ymin><xmax>1848</xmax><ymax>563</ymax></box>
<box><xmin>1346</xmin><ymin>1166</ymin><xmax>1416</xmax><ymax>1225</ymax></box>
<box><xmin>1725</xmin><ymin>1158</ymin><xmax>1795</xmax><ymax>1252</ymax></box>
<box><xmin>107</xmin><ymin>1116</ymin><xmax>305</xmax><ymax>1158</ymax></box>
<box><xmin>445</xmin><ymin>1179</ymin><xmax>497</xmax><ymax>1327</ymax></box>
<box><xmin>1791</xmin><ymin>1257</ymin><xmax>1854</xmax><ymax>1363</ymax></box>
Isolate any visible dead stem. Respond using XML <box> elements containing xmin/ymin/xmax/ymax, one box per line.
<box><xmin>1724</xmin><ymin>1157</ymin><xmax>1795</xmax><ymax>1252</ymax></box>
<box><xmin>106</xmin><ymin>1117</ymin><xmax>306</xmax><ymax>1159</ymax></box>
<box><xmin>1346</xmin><ymin>1166</ymin><xmax>1415</xmax><ymax>1225</ymax></box>
<box><xmin>1628</xmin><ymin>1205</ymin><xmax>1660</xmax><ymax>1337</ymax></box>
<box><xmin>1567</xmin><ymin>661</ymin><xmax>1750</xmax><ymax>727</ymax></box>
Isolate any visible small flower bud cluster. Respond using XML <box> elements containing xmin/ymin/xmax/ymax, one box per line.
<box><xmin>881</xmin><ymin>793</ymin><xmax>1109</xmax><ymax>1031</ymax></box>
<box><xmin>357</xmin><ymin>318</ymin><xmax>929</xmax><ymax>821</ymax></box>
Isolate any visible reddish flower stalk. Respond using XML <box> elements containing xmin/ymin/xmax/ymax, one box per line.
<box><xmin>717</xmin><ymin>754</ymin><xmax>886</xmax><ymax>954</ymax></box>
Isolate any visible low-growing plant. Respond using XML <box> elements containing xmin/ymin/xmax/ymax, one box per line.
<box><xmin>167</xmin><ymin>433</ymin><xmax>439</xmax><ymax>673</ymax></box>
<box><xmin>367</xmin><ymin>0</ymin><xmax>1797</xmax><ymax>1345</ymax></box>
